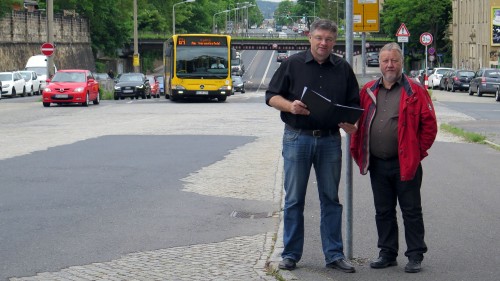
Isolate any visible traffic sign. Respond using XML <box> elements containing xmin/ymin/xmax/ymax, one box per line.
<box><xmin>398</xmin><ymin>36</ymin><xmax>408</xmax><ymax>43</ymax></box>
<box><xmin>429</xmin><ymin>55</ymin><xmax>435</xmax><ymax>62</ymax></box>
<box><xmin>396</xmin><ymin>23</ymin><xmax>410</xmax><ymax>37</ymax></box>
<box><xmin>428</xmin><ymin>47</ymin><xmax>436</xmax><ymax>55</ymax></box>
<box><xmin>41</xmin><ymin>42</ymin><xmax>55</xmax><ymax>56</ymax></box>
<box><xmin>420</xmin><ymin>32</ymin><xmax>433</xmax><ymax>46</ymax></box>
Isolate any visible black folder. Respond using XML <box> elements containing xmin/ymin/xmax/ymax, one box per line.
<box><xmin>301</xmin><ymin>86</ymin><xmax>363</xmax><ymax>124</ymax></box>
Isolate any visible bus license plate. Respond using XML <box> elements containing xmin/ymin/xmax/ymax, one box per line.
<box><xmin>197</xmin><ymin>91</ymin><xmax>208</xmax><ymax>95</ymax></box>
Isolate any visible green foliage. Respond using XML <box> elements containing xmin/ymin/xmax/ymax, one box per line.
<box><xmin>381</xmin><ymin>0</ymin><xmax>452</xmax><ymax>58</ymax></box>
<box><xmin>0</xmin><ymin>0</ymin><xmax>22</xmax><ymax>18</ymax></box>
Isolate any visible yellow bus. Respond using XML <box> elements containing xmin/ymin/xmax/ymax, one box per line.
<box><xmin>163</xmin><ymin>34</ymin><xmax>234</xmax><ymax>102</ymax></box>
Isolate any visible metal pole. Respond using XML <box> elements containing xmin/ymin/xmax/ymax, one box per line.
<box><xmin>133</xmin><ymin>0</ymin><xmax>139</xmax><ymax>73</ymax></box>
<box><xmin>172</xmin><ymin>3</ymin><xmax>176</xmax><ymax>35</ymax></box>
<box><xmin>345</xmin><ymin>0</ymin><xmax>354</xmax><ymax>260</ymax></box>
<box><xmin>362</xmin><ymin>32</ymin><xmax>366</xmax><ymax>76</ymax></box>
<box><xmin>47</xmin><ymin>0</ymin><xmax>54</xmax><ymax>77</ymax></box>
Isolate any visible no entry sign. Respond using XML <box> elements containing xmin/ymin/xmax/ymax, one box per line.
<box><xmin>41</xmin><ymin>42</ymin><xmax>55</xmax><ymax>56</ymax></box>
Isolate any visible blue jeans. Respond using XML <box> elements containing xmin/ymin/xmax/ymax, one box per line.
<box><xmin>281</xmin><ymin>127</ymin><xmax>345</xmax><ymax>264</ymax></box>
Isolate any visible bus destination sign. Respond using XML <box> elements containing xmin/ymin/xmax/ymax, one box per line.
<box><xmin>177</xmin><ymin>36</ymin><xmax>227</xmax><ymax>46</ymax></box>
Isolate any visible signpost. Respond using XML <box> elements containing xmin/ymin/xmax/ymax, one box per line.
<box><xmin>420</xmin><ymin>32</ymin><xmax>433</xmax><ymax>88</ymax></box>
<box><xmin>41</xmin><ymin>42</ymin><xmax>55</xmax><ymax>57</ymax></box>
<box><xmin>396</xmin><ymin>23</ymin><xmax>410</xmax><ymax>73</ymax></box>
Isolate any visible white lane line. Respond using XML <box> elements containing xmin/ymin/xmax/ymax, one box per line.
<box><xmin>257</xmin><ymin>51</ymin><xmax>275</xmax><ymax>93</ymax></box>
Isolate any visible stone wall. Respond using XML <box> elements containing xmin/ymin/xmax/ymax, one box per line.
<box><xmin>0</xmin><ymin>11</ymin><xmax>95</xmax><ymax>72</ymax></box>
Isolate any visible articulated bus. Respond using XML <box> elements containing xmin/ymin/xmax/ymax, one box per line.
<box><xmin>163</xmin><ymin>34</ymin><xmax>234</xmax><ymax>102</ymax></box>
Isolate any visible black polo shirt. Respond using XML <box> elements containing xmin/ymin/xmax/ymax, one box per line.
<box><xmin>265</xmin><ymin>49</ymin><xmax>360</xmax><ymax>130</ymax></box>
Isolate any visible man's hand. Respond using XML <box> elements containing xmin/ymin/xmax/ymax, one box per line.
<box><xmin>290</xmin><ymin>100</ymin><xmax>310</xmax><ymax>115</ymax></box>
<box><xmin>339</xmin><ymin>122</ymin><xmax>358</xmax><ymax>134</ymax></box>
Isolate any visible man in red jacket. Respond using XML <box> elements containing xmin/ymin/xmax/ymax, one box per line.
<box><xmin>350</xmin><ymin>42</ymin><xmax>437</xmax><ymax>273</ymax></box>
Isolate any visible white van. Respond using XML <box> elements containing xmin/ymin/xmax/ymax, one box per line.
<box><xmin>25</xmin><ymin>55</ymin><xmax>57</xmax><ymax>90</ymax></box>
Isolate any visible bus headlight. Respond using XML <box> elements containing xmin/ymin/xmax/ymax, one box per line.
<box><xmin>219</xmin><ymin>85</ymin><xmax>231</xmax><ymax>91</ymax></box>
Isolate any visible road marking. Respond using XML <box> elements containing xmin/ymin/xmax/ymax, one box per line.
<box><xmin>257</xmin><ymin>51</ymin><xmax>275</xmax><ymax>93</ymax></box>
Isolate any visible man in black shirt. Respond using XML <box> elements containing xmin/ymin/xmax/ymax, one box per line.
<box><xmin>265</xmin><ymin>19</ymin><xmax>360</xmax><ymax>273</ymax></box>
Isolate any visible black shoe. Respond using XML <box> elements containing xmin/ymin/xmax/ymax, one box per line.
<box><xmin>326</xmin><ymin>258</ymin><xmax>356</xmax><ymax>273</ymax></box>
<box><xmin>405</xmin><ymin>260</ymin><xmax>422</xmax><ymax>273</ymax></box>
<box><xmin>370</xmin><ymin>257</ymin><xmax>398</xmax><ymax>269</ymax></box>
<box><xmin>278</xmin><ymin>258</ymin><xmax>296</xmax><ymax>270</ymax></box>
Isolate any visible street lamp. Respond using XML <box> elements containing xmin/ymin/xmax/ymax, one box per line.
<box><xmin>333</xmin><ymin>0</ymin><xmax>341</xmax><ymax>25</ymax></box>
<box><xmin>172</xmin><ymin>0</ymin><xmax>195</xmax><ymax>35</ymax></box>
<box><xmin>213</xmin><ymin>10</ymin><xmax>230</xmax><ymax>33</ymax></box>
<box><xmin>305</xmin><ymin>1</ymin><xmax>316</xmax><ymax>21</ymax></box>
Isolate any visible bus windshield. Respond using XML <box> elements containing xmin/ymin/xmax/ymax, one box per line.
<box><xmin>176</xmin><ymin>46</ymin><xmax>229</xmax><ymax>78</ymax></box>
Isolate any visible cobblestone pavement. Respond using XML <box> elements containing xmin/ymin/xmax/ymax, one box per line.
<box><xmin>10</xmin><ymin>234</ymin><xmax>276</xmax><ymax>281</ymax></box>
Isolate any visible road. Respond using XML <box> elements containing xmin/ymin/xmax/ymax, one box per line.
<box><xmin>1</xmin><ymin>50</ymin><xmax>498</xmax><ymax>281</ymax></box>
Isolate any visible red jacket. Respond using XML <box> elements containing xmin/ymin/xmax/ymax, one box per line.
<box><xmin>350</xmin><ymin>75</ymin><xmax>437</xmax><ymax>181</ymax></box>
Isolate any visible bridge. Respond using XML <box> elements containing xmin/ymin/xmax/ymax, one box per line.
<box><xmin>126</xmin><ymin>34</ymin><xmax>392</xmax><ymax>58</ymax></box>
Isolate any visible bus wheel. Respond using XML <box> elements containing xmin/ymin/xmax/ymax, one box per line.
<box><xmin>218</xmin><ymin>96</ymin><xmax>227</xmax><ymax>102</ymax></box>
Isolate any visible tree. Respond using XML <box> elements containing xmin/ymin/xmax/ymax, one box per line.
<box><xmin>381</xmin><ymin>0</ymin><xmax>452</xmax><ymax>62</ymax></box>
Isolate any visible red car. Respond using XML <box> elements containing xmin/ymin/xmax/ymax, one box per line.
<box><xmin>43</xmin><ymin>69</ymin><xmax>100</xmax><ymax>107</ymax></box>
<box><xmin>146</xmin><ymin>75</ymin><xmax>160</xmax><ymax>98</ymax></box>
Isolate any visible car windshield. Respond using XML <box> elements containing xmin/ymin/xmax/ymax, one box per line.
<box><xmin>436</xmin><ymin>69</ymin><xmax>450</xmax><ymax>75</ymax></box>
<box><xmin>458</xmin><ymin>71</ymin><xmax>475</xmax><ymax>77</ymax></box>
<box><xmin>485</xmin><ymin>70</ymin><xmax>500</xmax><ymax>77</ymax></box>
<box><xmin>0</xmin><ymin>73</ymin><xmax>13</xmax><ymax>81</ymax></box>
<box><xmin>19</xmin><ymin>72</ymin><xmax>32</xmax><ymax>80</ymax></box>
<box><xmin>233</xmin><ymin>76</ymin><xmax>243</xmax><ymax>83</ymax></box>
<box><xmin>25</xmin><ymin>67</ymin><xmax>48</xmax><ymax>77</ymax></box>
<box><xmin>52</xmin><ymin>72</ymin><xmax>86</xmax><ymax>82</ymax></box>
<box><xmin>119</xmin><ymin>74</ymin><xmax>143</xmax><ymax>82</ymax></box>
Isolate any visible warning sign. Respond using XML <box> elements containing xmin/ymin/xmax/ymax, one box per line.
<box><xmin>396</xmin><ymin>23</ymin><xmax>410</xmax><ymax>37</ymax></box>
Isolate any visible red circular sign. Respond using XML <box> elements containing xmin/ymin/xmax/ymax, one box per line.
<box><xmin>419</xmin><ymin>32</ymin><xmax>433</xmax><ymax>46</ymax></box>
<box><xmin>41</xmin><ymin>42</ymin><xmax>55</xmax><ymax>56</ymax></box>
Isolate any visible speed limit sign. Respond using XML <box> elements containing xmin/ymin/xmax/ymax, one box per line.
<box><xmin>420</xmin><ymin>32</ymin><xmax>433</xmax><ymax>46</ymax></box>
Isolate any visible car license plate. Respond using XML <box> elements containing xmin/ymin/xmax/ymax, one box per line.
<box><xmin>463</xmin><ymin>84</ymin><xmax>469</xmax><ymax>87</ymax></box>
<box><xmin>123</xmin><ymin>89</ymin><xmax>133</xmax><ymax>93</ymax></box>
<box><xmin>197</xmin><ymin>91</ymin><xmax>208</xmax><ymax>95</ymax></box>
<box><xmin>55</xmin><ymin>94</ymin><xmax>68</xmax><ymax>98</ymax></box>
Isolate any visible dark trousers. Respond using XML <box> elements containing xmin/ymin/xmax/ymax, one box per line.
<box><xmin>369</xmin><ymin>156</ymin><xmax>427</xmax><ymax>261</ymax></box>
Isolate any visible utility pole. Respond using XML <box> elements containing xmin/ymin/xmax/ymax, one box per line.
<box><xmin>133</xmin><ymin>0</ymin><xmax>140</xmax><ymax>73</ymax></box>
<box><xmin>47</xmin><ymin>0</ymin><xmax>54</xmax><ymax>77</ymax></box>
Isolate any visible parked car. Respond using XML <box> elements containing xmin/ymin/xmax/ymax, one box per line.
<box><xmin>93</xmin><ymin>73</ymin><xmax>111</xmax><ymax>81</ymax></box>
<box><xmin>469</xmin><ymin>68</ymin><xmax>500</xmax><ymax>97</ymax></box>
<box><xmin>19</xmin><ymin>70</ymin><xmax>41</xmax><ymax>96</ymax></box>
<box><xmin>366</xmin><ymin>53</ymin><xmax>379</xmax><ymax>67</ymax></box>
<box><xmin>146</xmin><ymin>75</ymin><xmax>160</xmax><ymax>98</ymax></box>
<box><xmin>277</xmin><ymin>51</ymin><xmax>288</xmax><ymax>62</ymax></box>
<box><xmin>232</xmin><ymin>75</ymin><xmax>246</xmax><ymax>93</ymax></box>
<box><xmin>446</xmin><ymin>69</ymin><xmax>475</xmax><ymax>92</ymax></box>
<box><xmin>113</xmin><ymin>72</ymin><xmax>151</xmax><ymax>100</ymax></box>
<box><xmin>0</xmin><ymin>71</ymin><xmax>27</xmax><ymax>98</ymax></box>
<box><xmin>155</xmin><ymin>75</ymin><xmax>165</xmax><ymax>95</ymax></box>
<box><xmin>439</xmin><ymin>69</ymin><xmax>455</xmax><ymax>90</ymax></box>
<box><xmin>42</xmin><ymin>69</ymin><xmax>100</xmax><ymax>107</ymax></box>
<box><xmin>428</xmin><ymin>67</ymin><xmax>453</xmax><ymax>89</ymax></box>
<box><xmin>0</xmin><ymin>80</ymin><xmax>2</xmax><ymax>100</ymax></box>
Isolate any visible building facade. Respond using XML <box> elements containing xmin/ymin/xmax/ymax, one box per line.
<box><xmin>452</xmin><ymin>0</ymin><xmax>500</xmax><ymax>70</ymax></box>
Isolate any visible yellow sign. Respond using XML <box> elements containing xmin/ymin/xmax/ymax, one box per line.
<box><xmin>133</xmin><ymin>54</ymin><xmax>140</xmax><ymax>67</ymax></box>
<box><xmin>354</xmin><ymin>0</ymin><xmax>380</xmax><ymax>32</ymax></box>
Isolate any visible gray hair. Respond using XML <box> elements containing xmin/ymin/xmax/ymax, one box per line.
<box><xmin>379</xmin><ymin>42</ymin><xmax>404</xmax><ymax>61</ymax></box>
<box><xmin>310</xmin><ymin>19</ymin><xmax>338</xmax><ymax>35</ymax></box>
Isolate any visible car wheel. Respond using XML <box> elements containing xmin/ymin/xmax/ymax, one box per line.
<box><xmin>469</xmin><ymin>86</ymin><xmax>474</xmax><ymax>95</ymax></box>
<box><xmin>477</xmin><ymin>88</ymin><xmax>482</xmax><ymax>97</ymax></box>
<box><xmin>21</xmin><ymin>87</ymin><xmax>26</xmax><ymax>97</ymax></box>
<box><xmin>82</xmin><ymin>93</ymin><xmax>89</xmax><ymax>106</ymax></box>
<box><xmin>11</xmin><ymin>88</ymin><xmax>16</xmax><ymax>98</ymax></box>
<box><xmin>43</xmin><ymin>102</ymin><xmax>50</xmax><ymax>107</ymax></box>
<box><xmin>114</xmin><ymin>94</ymin><xmax>119</xmax><ymax>100</ymax></box>
<box><xmin>29</xmin><ymin>87</ymin><xmax>34</xmax><ymax>96</ymax></box>
<box><xmin>93</xmin><ymin>91</ymin><xmax>100</xmax><ymax>105</ymax></box>
<box><xmin>496</xmin><ymin>89</ymin><xmax>500</xmax><ymax>101</ymax></box>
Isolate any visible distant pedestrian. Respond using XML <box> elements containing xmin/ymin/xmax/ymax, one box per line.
<box><xmin>265</xmin><ymin>19</ymin><xmax>359</xmax><ymax>273</ymax></box>
<box><xmin>350</xmin><ymin>42</ymin><xmax>438</xmax><ymax>273</ymax></box>
<box><xmin>107</xmin><ymin>69</ymin><xmax>115</xmax><ymax>79</ymax></box>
